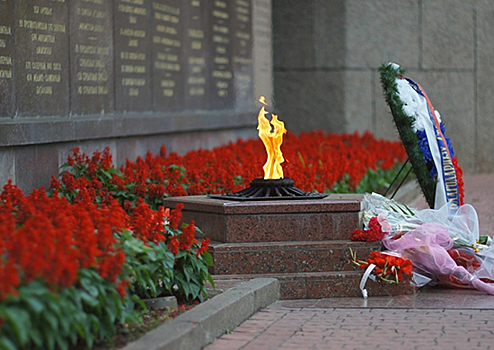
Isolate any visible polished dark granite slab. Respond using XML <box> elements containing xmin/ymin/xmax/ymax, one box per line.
<box><xmin>274</xmin><ymin>287</ymin><xmax>494</xmax><ymax>309</ymax></box>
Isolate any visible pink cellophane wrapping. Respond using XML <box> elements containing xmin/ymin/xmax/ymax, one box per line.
<box><xmin>383</xmin><ymin>223</ymin><xmax>494</xmax><ymax>296</ymax></box>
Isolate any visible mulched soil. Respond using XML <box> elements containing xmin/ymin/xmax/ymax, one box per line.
<box><xmin>72</xmin><ymin>300</ymin><xmax>200</xmax><ymax>350</ymax></box>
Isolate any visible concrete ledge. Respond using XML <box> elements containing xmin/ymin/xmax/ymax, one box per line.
<box><xmin>121</xmin><ymin>278</ymin><xmax>280</xmax><ymax>350</ymax></box>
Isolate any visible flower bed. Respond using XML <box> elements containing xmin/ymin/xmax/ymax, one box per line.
<box><xmin>0</xmin><ymin>130</ymin><xmax>406</xmax><ymax>349</ymax></box>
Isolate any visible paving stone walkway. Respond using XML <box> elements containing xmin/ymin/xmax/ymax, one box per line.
<box><xmin>205</xmin><ymin>173</ymin><xmax>494</xmax><ymax>350</ymax></box>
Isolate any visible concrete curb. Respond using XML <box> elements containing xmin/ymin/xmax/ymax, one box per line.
<box><xmin>121</xmin><ymin>278</ymin><xmax>280</xmax><ymax>350</ymax></box>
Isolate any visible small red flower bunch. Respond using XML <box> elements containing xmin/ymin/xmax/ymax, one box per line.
<box><xmin>351</xmin><ymin>249</ymin><xmax>413</xmax><ymax>283</ymax></box>
<box><xmin>350</xmin><ymin>217</ymin><xmax>385</xmax><ymax>242</ymax></box>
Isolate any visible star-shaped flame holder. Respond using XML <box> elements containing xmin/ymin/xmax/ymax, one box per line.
<box><xmin>208</xmin><ymin>178</ymin><xmax>328</xmax><ymax>201</ymax></box>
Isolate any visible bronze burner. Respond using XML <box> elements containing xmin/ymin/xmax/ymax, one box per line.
<box><xmin>208</xmin><ymin>178</ymin><xmax>328</xmax><ymax>201</ymax></box>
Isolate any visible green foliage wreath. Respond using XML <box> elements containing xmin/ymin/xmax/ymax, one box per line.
<box><xmin>379</xmin><ymin>63</ymin><xmax>436</xmax><ymax>208</ymax></box>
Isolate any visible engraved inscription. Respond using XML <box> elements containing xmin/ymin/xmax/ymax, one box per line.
<box><xmin>208</xmin><ymin>0</ymin><xmax>233</xmax><ymax>108</ymax></box>
<box><xmin>115</xmin><ymin>0</ymin><xmax>151</xmax><ymax>110</ymax></box>
<box><xmin>152</xmin><ymin>0</ymin><xmax>184</xmax><ymax>110</ymax></box>
<box><xmin>182</xmin><ymin>0</ymin><xmax>209</xmax><ymax>109</ymax></box>
<box><xmin>69</xmin><ymin>0</ymin><xmax>114</xmax><ymax>113</ymax></box>
<box><xmin>0</xmin><ymin>0</ymin><xmax>14</xmax><ymax>116</ymax></box>
<box><xmin>16</xmin><ymin>0</ymin><xmax>69</xmax><ymax>116</ymax></box>
<box><xmin>231</xmin><ymin>0</ymin><xmax>253</xmax><ymax>108</ymax></box>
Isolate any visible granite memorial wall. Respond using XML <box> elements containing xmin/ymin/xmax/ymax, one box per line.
<box><xmin>0</xmin><ymin>0</ymin><xmax>255</xmax><ymax>116</ymax></box>
<box><xmin>0</xmin><ymin>0</ymin><xmax>272</xmax><ymax>191</ymax></box>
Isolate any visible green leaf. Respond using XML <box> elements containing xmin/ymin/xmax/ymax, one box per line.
<box><xmin>4</xmin><ymin>307</ymin><xmax>30</xmax><ymax>346</ymax></box>
<box><xmin>202</xmin><ymin>251</ymin><xmax>213</xmax><ymax>267</ymax></box>
<box><xmin>23</xmin><ymin>297</ymin><xmax>44</xmax><ymax>314</ymax></box>
<box><xmin>0</xmin><ymin>338</ymin><xmax>17</xmax><ymax>350</ymax></box>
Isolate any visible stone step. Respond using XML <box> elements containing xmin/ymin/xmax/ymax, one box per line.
<box><xmin>209</xmin><ymin>240</ymin><xmax>381</xmax><ymax>275</ymax></box>
<box><xmin>164</xmin><ymin>194</ymin><xmax>362</xmax><ymax>243</ymax></box>
<box><xmin>211</xmin><ymin>271</ymin><xmax>414</xmax><ymax>300</ymax></box>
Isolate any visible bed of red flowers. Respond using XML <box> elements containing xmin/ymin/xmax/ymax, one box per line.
<box><xmin>0</xmin><ymin>130</ymin><xmax>406</xmax><ymax>350</ymax></box>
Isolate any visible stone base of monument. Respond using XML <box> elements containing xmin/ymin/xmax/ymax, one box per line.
<box><xmin>163</xmin><ymin>194</ymin><xmax>415</xmax><ymax>299</ymax></box>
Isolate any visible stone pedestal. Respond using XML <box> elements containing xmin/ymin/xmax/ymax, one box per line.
<box><xmin>163</xmin><ymin>194</ymin><xmax>414</xmax><ymax>299</ymax></box>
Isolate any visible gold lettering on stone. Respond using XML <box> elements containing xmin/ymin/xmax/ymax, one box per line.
<box><xmin>213</xmin><ymin>35</ymin><xmax>229</xmax><ymax>44</ymax></box>
<box><xmin>154</xmin><ymin>12</ymin><xmax>179</xmax><ymax>24</ymax></box>
<box><xmin>214</xmin><ymin>56</ymin><xmax>229</xmax><ymax>64</ymax></box>
<box><xmin>191</xmin><ymin>41</ymin><xmax>202</xmax><ymax>50</ymax></box>
<box><xmin>152</xmin><ymin>3</ymin><xmax>180</xmax><ymax>15</ymax></box>
<box><xmin>161</xmin><ymin>79</ymin><xmax>175</xmax><ymax>87</ymax></box>
<box><xmin>79</xmin><ymin>22</ymin><xmax>105</xmax><ymax>32</ymax></box>
<box><xmin>77</xmin><ymin>85</ymin><xmax>108</xmax><ymax>94</ymax></box>
<box><xmin>81</xmin><ymin>0</ymin><xmax>104</xmax><ymax>5</ymax></box>
<box><xmin>79</xmin><ymin>58</ymin><xmax>105</xmax><ymax>68</ymax></box>
<box><xmin>213</xmin><ymin>25</ymin><xmax>228</xmax><ymax>34</ymax></box>
<box><xmin>156</xmin><ymin>25</ymin><xmax>178</xmax><ymax>35</ymax></box>
<box><xmin>120</xmin><ymin>28</ymin><xmax>146</xmax><ymax>37</ymax></box>
<box><xmin>120</xmin><ymin>51</ymin><xmax>146</xmax><ymax>60</ymax></box>
<box><xmin>76</xmin><ymin>72</ymin><xmax>108</xmax><ymax>82</ymax></box>
<box><xmin>152</xmin><ymin>36</ymin><xmax>181</xmax><ymax>47</ymax></box>
<box><xmin>121</xmin><ymin>0</ymin><xmax>144</xmax><ymax>4</ymax></box>
<box><xmin>33</xmin><ymin>6</ymin><xmax>53</xmax><ymax>15</ymax></box>
<box><xmin>118</xmin><ymin>4</ymin><xmax>147</xmax><ymax>16</ymax></box>
<box><xmin>213</xmin><ymin>10</ymin><xmax>228</xmax><ymax>19</ymax></box>
<box><xmin>0</xmin><ymin>69</ymin><xmax>12</xmax><ymax>79</ymax></box>
<box><xmin>0</xmin><ymin>40</ymin><xmax>6</xmax><ymax>48</ymax></box>
<box><xmin>36</xmin><ymin>46</ymin><xmax>52</xmax><ymax>55</ymax></box>
<box><xmin>122</xmin><ymin>77</ymin><xmax>146</xmax><ymax>86</ymax></box>
<box><xmin>121</xmin><ymin>64</ymin><xmax>146</xmax><ymax>73</ymax></box>
<box><xmin>36</xmin><ymin>86</ymin><xmax>53</xmax><ymax>95</ymax></box>
<box><xmin>212</xmin><ymin>70</ymin><xmax>232</xmax><ymax>79</ymax></box>
<box><xmin>0</xmin><ymin>26</ymin><xmax>12</xmax><ymax>35</ymax></box>
<box><xmin>0</xmin><ymin>56</ymin><xmax>12</xmax><ymax>65</ymax></box>
<box><xmin>188</xmin><ymin>29</ymin><xmax>204</xmax><ymax>38</ymax></box>
<box><xmin>154</xmin><ymin>61</ymin><xmax>180</xmax><ymax>71</ymax></box>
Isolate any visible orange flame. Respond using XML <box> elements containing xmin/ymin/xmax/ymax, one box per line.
<box><xmin>257</xmin><ymin>96</ymin><xmax>287</xmax><ymax>179</ymax></box>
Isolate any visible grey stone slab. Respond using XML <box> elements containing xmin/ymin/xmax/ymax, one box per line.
<box><xmin>272</xmin><ymin>0</ymin><xmax>314</xmax><ymax>70</ymax></box>
<box><xmin>15</xmin><ymin>0</ymin><xmax>70</xmax><ymax>117</ymax></box>
<box><xmin>475</xmin><ymin>0</ymin><xmax>494</xmax><ymax>172</ymax></box>
<box><xmin>314</xmin><ymin>0</ymin><xmax>346</xmax><ymax>69</ymax></box>
<box><xmin>0</xmin><ymin>148</ymin><xmax>14</xmax><ymax>187</ymax></box>
<box><xmin>114</xmin><ymin>0</ymin><xmax>152</xmax><ymax>112</ymax></box>
<box><xmin>74</xmin><ymin>117</ymin><xmax>122</xmax><ymax>140</ymax></box>
<box><xmin>410</xmin><ymin>71</ymin><xmax>476</xmax><ymax>172</ymax></box>
<box><xmin>121</xmin><ymin>278</ymin><xmax>279</xmax><ymax>350</ymax></box>
<box><xmin>207</xmin><ymin>0</ymin><xmax>234</xmax><ymax>109</ymax></box>
<box><xmin>151</xmin><ymin>0</ymin><xmax>185</xmax><ymax>111</ymax></box>
<box><xmin>181</xmin><ymin>0</ymin><xmax>210</xmax><ymax>110</ymax></box>
<box><xmin>231</xmin><ymin>0</ymin><xmax>254</xmax><ymax>110</ymax></box>
<box><xmin>15</xmin><ymin>144</ymin><xmax>59</xmax><ymax>192</ymax></box>
<box><xmin>0</xmin><ymin>0</ymin><xmax>15</xmax><ymax>117</ymax></box>
<box><xmin>422</xmin><ymin>0</ymin><xmax>475</xmax><ymax>69</ymax></box>
<box><xmin>69</xmin><ymin>0</ymin><xmax>115</xmax><ymax>114</ymax></box>
<box><xmin>345</xmin><ymin>0</ymin><xmax>420</xmax><ymax>69</ymax></box>
<box><xmin>343</xmin><ymin>70</ymin><xmax>373</xmax><ymax>134</ymax></box>
<box><xmin>252</xmin><ymin>0</ymin><xmax>273</xmax><ymax>103</ymax></box>
<box><xmin>273</xmin><ymin>70</ymin><xmax>346</xmax><ymax>134</ymax></box>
